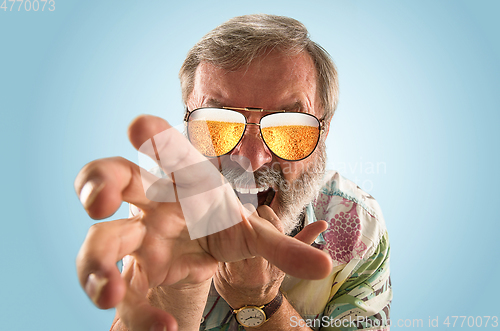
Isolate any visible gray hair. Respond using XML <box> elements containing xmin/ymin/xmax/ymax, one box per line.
<box><xmin>179</xmin><ymin>14</ymin><xmax>339</xmax><ymax>122</ymax></box>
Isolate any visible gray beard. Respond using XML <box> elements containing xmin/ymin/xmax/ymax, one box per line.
<box><xmin>221</xmin><ymin>141</ymin><xmax>326</xmax><ymax>235</ymax></box>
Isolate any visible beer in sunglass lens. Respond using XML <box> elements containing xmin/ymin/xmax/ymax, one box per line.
<box><xmin>186</xmin><ymin>108</ymin><xmax>321</xmax><ymax>161</ymax></box>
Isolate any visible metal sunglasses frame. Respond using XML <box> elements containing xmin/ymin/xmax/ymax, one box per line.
<box><xmin>184</xmin><ymin>106</ymin><xmax>325</xmax><ymax>161</ymax></box>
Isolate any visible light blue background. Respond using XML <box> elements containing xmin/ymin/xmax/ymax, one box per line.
<box><xmin>1</xmin><ymin>1</ymin><xmax>499</xmax><ymax>330</ymax></box>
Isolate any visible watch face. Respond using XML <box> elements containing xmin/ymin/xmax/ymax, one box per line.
<box><xmin>236</xmin><ymin>307</ymin><xmax>266</xmax><ymax>327</ymax></box>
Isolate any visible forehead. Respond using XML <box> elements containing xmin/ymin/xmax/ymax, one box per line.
<box><xmin>189</xmin><ymin>51</ymin><xmax>321</xmax><ymax>116</ymax></box>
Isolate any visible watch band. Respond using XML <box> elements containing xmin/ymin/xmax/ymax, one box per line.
<box><xmin>262</xmin><ymin>290</ymin><xmax>283</xmax><ymax>320</ymax></box>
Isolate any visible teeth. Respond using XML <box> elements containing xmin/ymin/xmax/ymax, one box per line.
<box><xmin>237</xmin><ymin>187</ymin><xmax>250</xmax><ymax>194</ymax></box>
<box><xmin>258</xmin><ymin>186</ymin><xmax>269</xmax><ymax>193</ymax></box>
<box><xmin>234</xmin><ymin>186</ymin><xmax>269</xmax><ymax>194</ymax></box>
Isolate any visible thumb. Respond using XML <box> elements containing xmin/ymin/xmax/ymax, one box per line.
<box><xmin>250</xmin><ymin>217</ymin><xmax>332</xmax><ymax>280</ymax></box>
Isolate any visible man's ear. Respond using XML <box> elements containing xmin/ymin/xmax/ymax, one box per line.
<box><xmin>322</xmin><ymin>118</ymin><xmax>332</xmax><ymax>139</ymax></box>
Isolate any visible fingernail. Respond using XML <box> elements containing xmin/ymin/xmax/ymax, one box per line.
<box><xmin>85</xmin><ymin>273</ymin><xmax>108</xmax><ymax>305</ymax></box>
<box><xmin>150</xmin><ymin>323</ymin><xmax>166</xmax><ymax>331</ymax></box>
<box><xmin>79</xmin><ymin>179</ymin><xmax>105</xmax><ymax>210</ymax></box>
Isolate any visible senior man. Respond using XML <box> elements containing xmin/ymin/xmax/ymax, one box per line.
<box><xmin>75</xmin><ymin>14</ymin><xmax>391</xmax><ymax>331</ymax></box>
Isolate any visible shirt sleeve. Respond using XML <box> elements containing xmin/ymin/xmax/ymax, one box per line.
<box><xmin>320</xmin><ymin>232</ymin><xmax>392</xmax><ymax>331</ymax></box>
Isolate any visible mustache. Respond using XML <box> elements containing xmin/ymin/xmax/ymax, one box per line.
<box><xmin>220</xmin><ymin>159</ymin><xmax>325</xmax><ymax>197</ymax></box>
<box><xmin>221</xmin><ymin>163</ymin><xmax>284</xmax><ymax>189</ymax></box>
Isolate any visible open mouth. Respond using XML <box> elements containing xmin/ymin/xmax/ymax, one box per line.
<box><xmin>234</xmin><ymin>186</ymin><xmax>276</xmax><ymax>207</ymax></box>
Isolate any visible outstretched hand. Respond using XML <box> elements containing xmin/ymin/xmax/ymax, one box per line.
<box><xmin>75</xmin><ymin>115</ymin><xmax>332</xmax><ymax>330</ymax></box>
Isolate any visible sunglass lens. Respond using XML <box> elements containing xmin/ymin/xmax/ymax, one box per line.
<box><xmin>187</xmin><ymin>108</ymin><xmax>246</xmax><ymax>157</ymax></box>
<box><xmin>261</xmin><ymin>113</ymin><xmax>320</xmax><ymax>161</ymax></box>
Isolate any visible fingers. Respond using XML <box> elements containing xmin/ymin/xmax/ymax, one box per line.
<box><xmin>128</xmin><ymin>115</ymin><xmax>222</xmax><ymax>189</ymax></box>
<box><xmin>128</xmin><ymin>115</ymin><xmax>204</xmax><ymax>174</ymax></box>
<box><xmin>250</xmin><ymin>206</ymin><xmax>332</xmax><ymax>280</ymax></box>
<box><xmin>76</xmin><ymin>215</ymin><xmax>147</xmax><ymax>309</ymax></box>
<box><xmin>255</xmin><ymin>205</ymin><xmax>284</xmax><ymax>233</ymax></box>
<box><xmin>128</xmin><ymin>115</ymin><xmax>244</xmax><ymax>240</ymax></box>
<box><xmin>75</xmin><ymin>157</ymin><xmax>155</xmax><ymax>219</ymax></box>
<box><xmin>128</xmin><ymin>115</ymin><xmax>173</xmax><ymax>152</ymax></box>
<box><xmin>255</xmin><ymin>206</ymin><xmax>328</xmax><ymax>244</ymax></box>
<box><xmin>294</xmin><ymin>220</ymin><xmax>328</xmax><ymax>245</ymax></box>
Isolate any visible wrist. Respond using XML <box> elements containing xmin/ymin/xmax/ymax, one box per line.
<box><xmin>167</xmin><ymin>278</ymin><xmax>212</xmax><ymax>291</ymax></box>
<box><xmin>148</xmin><ymin>279</ymin><xmax>212</xmax><ymax>330</ymax></box>
<box><xmin>224</xmin><ymin>284</ymin><xmax>281</xmax><ymax>310</ymax></box>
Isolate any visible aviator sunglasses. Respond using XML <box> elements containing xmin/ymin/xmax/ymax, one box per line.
<box><xmin>184</xmin><ymin>107</ymin><xmax>325</xmax><ymax>161</ymax></box>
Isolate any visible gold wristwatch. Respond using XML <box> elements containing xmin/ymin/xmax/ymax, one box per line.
<box><xmin>233</xmin><ymin>291</ymin><xmax>283</xmax><ymax>328</ymax></box>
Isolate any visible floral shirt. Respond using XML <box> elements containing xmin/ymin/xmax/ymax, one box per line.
<box><xmin>200</xmin><ymin>171</ymin><xmax>392</xmax><ymax>331</ymax></box>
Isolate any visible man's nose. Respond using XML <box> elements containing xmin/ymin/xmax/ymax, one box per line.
<box><xmin>230</xmin><ymin>124</ymin><xmax>272</xmax><ymax>172</ymax></box>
